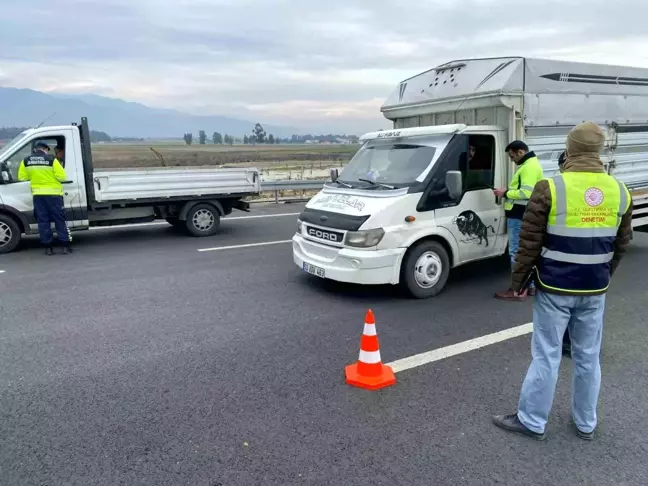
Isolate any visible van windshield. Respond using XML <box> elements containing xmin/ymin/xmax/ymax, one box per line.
<box><xmin>337</xmin><ymin>135</ymin><xmax>449</xmax><ymax>188</ymax></box>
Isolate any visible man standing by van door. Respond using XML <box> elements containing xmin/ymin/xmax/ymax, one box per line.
<box><xmin>493</xmin><ymin>141</ymin><xmax>543</xmax><ymax>301</ymax></box>
<box><xmin>17</xmin><ymin>142</ymin><xmax>72</xmax><ymax>255</ymax></box>
<box><xmin>492</xmin><ymin>122</ymin><xmax>633</xmax><ymax>440</ymax></box>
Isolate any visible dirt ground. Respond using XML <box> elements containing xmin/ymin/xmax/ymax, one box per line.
<box><xmin>90</xmin><ymin>142</ymin><xmax>360</xmax><ymax>169</ymax></box>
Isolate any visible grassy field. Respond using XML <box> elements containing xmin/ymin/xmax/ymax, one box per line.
<box><xmin>91</xmin><ymin>142</ymin><xmax>360</xmax><ymax>170</ymax></box>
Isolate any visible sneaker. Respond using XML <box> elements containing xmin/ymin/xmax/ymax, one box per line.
<box><xmin>574</xmin><ymin>424</ymin><xmax>595</xmax><ymax>441</ymax></box>
<box><xmin>493</xmin><ymin>413</ymin><xmax>546</xmax><ymax>440</ymax></box>
<box><xmin>494</xmin><ymin>289</ymin><xmax>527</xmax><ymax>301</ymax></box>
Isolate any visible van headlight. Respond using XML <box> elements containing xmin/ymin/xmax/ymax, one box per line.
<box><xmin>296</xmin><ymin>219</ymin><xmax>303</xmax><ymax>234</ymax></box>
<box><xmin>345</xmin><ymin>228</ymin><xmax>385</xmax><ymax>248</ymax></box>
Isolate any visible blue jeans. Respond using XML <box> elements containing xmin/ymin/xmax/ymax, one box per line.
<box><xmin>517</xmin><ymin>291</ymin><xmax>606</xmax><ymax>433</ymax></box>
<box><xmin>507</xmin><ymin>217</ymin><xmax>534</xmax><ymax>289</ymax></box>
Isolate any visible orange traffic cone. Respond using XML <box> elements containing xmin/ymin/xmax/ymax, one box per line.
<box><xmin>345</xmin><ymin>309</ymin><xmax>396</xmax><ymax>390</ymax></box>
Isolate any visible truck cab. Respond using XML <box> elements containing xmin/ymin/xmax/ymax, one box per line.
<box><xmin>0</xmin><ymin>125</ymin><xmax>90</xmax><ymax>248</ymax></box>
<box><xmin>293</xmin><ymin>124</ymin><xmax>513</xmax><ymax>298</ymax></box>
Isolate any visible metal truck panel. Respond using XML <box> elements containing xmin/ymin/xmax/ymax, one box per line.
<box><xmin>92</xmin><ymin>167</ymin><xmax>261</xmax><ymax>202</ymax></box>
<box><xmin>383</xmin><ymin>57</ymin><xmax>648</xmax><ymax>127</ymax></box>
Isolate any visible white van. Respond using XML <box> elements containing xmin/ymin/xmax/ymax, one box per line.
<box><xmin>292</xmin><ymin>57</ymin><xmax>648</xmax><ymax>298</ymax></box>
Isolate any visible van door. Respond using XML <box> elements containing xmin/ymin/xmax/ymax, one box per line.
<box><xmin>421</xmin><ymin>133</ymin><xmax>507</xmax><ymax>264</ymax></box>
<box><xmin>0</xmin><ymin>128</ymin><xmax>87</xmax><ymax>230</ymax></box>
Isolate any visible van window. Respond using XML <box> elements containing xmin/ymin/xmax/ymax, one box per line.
<box><xmin>421</xmin><ymin>134</ymin><xmax>496</xmax><ymax>209</ymax></box>
<box><xmin>0</xmin><ymin>137</ymin><xmax>62</xmax><ymax>184</ymax></box>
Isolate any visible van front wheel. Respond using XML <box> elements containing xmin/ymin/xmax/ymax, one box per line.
<box><xmin>400</xmin><ymin>241</ymin><xmax>450</xmax><ymax>299</ymax></box>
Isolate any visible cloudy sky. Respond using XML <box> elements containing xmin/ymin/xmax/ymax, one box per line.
<box><xmin>0</xmin><ymin>0</ymin><xmax>646</xmax><ymax>134</ymax></box>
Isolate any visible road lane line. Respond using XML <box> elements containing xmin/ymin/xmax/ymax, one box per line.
<box><xmin>197</xmin><ymin>240</ymin><xmax>292</xmax><ymax>252</ymax></box>
<box><xmin>386</xmin><ymin>322</ymin><xmax>533</xmax><ymax>373</ymax></box>
<box><xmin>90</xmin><ymin>212</ymin><xmax>300</xmax><ymax>231</ymax></box>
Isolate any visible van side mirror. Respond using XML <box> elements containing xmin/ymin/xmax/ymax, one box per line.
<box><xmin>330</xmin><ymin>168</ymin><xmax>339</xmax><ymax>182</ymax></box>
<box><xmin>445</xmin><ymin>170</ymin><xmax>463</xmax><ymax>200</ymax></box>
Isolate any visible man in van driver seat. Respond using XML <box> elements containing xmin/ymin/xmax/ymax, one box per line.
<box><xmin>493</xmin><ymin>141</ymin><xmax>544</xmax><ymax>301</ymax></box>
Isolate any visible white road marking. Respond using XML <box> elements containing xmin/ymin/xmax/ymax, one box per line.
<box><xmin>90</xmin><ymin>212</ymin><xmax>300</xmax><ymax>231</ymax></box>
<box><xmin>197</xmin><ymin>239</ymin><xmax>292</xmax><ymax>252</ymax></box>
<box><xmin>386</xmin><ymin>322</ymin><xmax>533</xmax><ymax>373</ymax></box>
<box><xmin>0</xmin><ymin>270</ymin><xmax>5</xmax><ymax>274</ymax></box>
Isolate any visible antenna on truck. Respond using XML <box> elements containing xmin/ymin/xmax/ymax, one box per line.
<box><xmin>35</xmin><ymin>112</ymin><xmax>57</xmax><ymax>129</ymax></box>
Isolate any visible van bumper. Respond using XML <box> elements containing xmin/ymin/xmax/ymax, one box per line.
<box><xmin>292</xmin><ymin>234</ymin><xmax>405</xmax><ymax>285</ymax></box>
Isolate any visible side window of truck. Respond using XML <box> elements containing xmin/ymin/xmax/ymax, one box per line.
<box><xmin>419</xmin><ymin>134</ymin><xmax>496</xmax><ymax>211</ymax></box>
<box><xmin>463</xmin><ymin>135</ymin><xmax>495</xmax><ymax>191</ymax></box>
<box><xmin>0</xmin><ymin>137</ymin><xmax>61</xmax><ymax>183</ymax></box>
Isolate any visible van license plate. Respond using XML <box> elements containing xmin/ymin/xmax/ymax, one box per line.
<box><xmin>303</xmin><ymin>262</ymin><xmax>325</xmax><ymax>278</ymax></box>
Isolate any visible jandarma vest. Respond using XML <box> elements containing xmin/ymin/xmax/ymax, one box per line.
<box><xmin>536</xmin><ymin>172</ymin><xmax>630</xmax><ymax>294</ymax></box>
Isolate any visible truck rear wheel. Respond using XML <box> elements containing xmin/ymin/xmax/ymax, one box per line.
<box><xmin>400</xmin><ymin>240</ymin><xmax>450</xmax><ymax>299</ymax></box>
<box><xmin>0</xmin><ymin>214</ymin><xmax>21</xmax><ymax>254</ymax></box>
<box><xmin>185</xmin><ymin>204</ymin><xmax>221</xmax><ymax>237</ymax></box>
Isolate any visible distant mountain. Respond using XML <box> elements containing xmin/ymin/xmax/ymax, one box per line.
<box><xmin>0</xmin><ymin>87</ymin><xmax>298</xmax><ymax>138</ymax></box>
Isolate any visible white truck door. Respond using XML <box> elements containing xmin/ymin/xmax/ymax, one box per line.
<box><xmin>428</xmin><ymin>133</ymin><xmax>507</xmax><ymax>264</ymax></box>
<box><xmin>0</xmin><ymin>129</ymin><xmax>86</xmax><ymax>229</ymax></box>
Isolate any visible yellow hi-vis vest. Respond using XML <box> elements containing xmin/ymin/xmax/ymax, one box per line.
<box><xmin>536</xmin><ymin>172</ymin><xmax>630</xmax><ymax>294</ymax></box>
<box><xmin>17</xmin><ymin>153</ymin><xmax>66</xmax><ymax>196</ymax></box>
<box><xmin>504</xmin><ymin>155</ymin><xmax>544</xmax><ymax>214</ymax></box>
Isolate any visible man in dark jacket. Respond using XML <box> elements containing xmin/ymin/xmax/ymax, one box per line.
<box><xmin>492</xmin><ymin>123</ymin><xmax>633</xmax><ymax>441</ymax></box>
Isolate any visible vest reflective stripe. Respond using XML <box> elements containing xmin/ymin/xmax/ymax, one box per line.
<box><xmin>503</xmin><ymin>156</ymin><xmax>544</xmax><ymax>211</ymax></box>
<box><xmin>536</xmin><ymin>172</ymin><xmax>630</xmax><ymax>293</ymax></box>
<box><xmin>540</xmin><ymin>248</ymin><xmax>614</xmax><ymax>264</ymax></box>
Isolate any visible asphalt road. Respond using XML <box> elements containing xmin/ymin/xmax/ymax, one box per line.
<box><xmin>1</xmin><ymin>203</ymin><xmax>647</xmax><ymax>486</ymax></box>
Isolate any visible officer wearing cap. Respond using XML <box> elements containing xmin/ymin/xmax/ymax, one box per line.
<box><xmin>18</xmin><ymin>142</ymin><xmax>72</xmax><ymax>255</ymax></box>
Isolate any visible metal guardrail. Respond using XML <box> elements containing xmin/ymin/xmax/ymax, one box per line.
<box><xmin>260</xmin><ymin>179</ymin><xmax>328</xmax><ymax>191</ymax></box>
<box><xmin>258</xmin><ymin>179</ymin><xmax>328</xmax><ymax>203</ymax></box>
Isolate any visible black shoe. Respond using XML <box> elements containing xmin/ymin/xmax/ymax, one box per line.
<box><xmin>45</xmin><ymin>247</ymin><xmax>54</xmax><ymax>256</ymax></box>
<box><xmin>562</xmin><ymin>345</ymin><xmax>572</xmax><ymax>358</ymax></box>
<box><xmin>574</xmin><ymin>424</ymin><xmax>595</xmax><ymax>441</ymax></box>
<box><xmin>62</xmin><ymin>246</ymin><xmax>73</xmax><ymax>255</ymax></box>
<box><xmin>493</xmin><ymin>413</ymin><xmax>546</xmax><ymax>441</ymax></box>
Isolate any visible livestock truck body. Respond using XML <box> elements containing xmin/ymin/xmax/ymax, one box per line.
<box><xmin>292</xmin><ymin>56</ymin><xmax>648</xmax><ymax>298</ymax></box>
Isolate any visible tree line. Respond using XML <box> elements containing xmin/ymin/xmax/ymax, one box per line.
<box><xmin>182</xmin><ymin>122</ymin><xmax>358</xmax><ymax>146</ymax></box>
<box><xmin>0</xmin><ymin>126</ymin><xmax>138</xmax><ymax>143</ymax></box>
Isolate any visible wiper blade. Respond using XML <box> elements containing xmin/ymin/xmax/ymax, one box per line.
<box><xmin>333</xmin><ymin>179</ymin><xmax>353</xmax><ymax>188</ymax></box>
<box><xmin>358</xmin><ymin>178</ymin><xmax>396</xmax><ymax>190</ymax></box>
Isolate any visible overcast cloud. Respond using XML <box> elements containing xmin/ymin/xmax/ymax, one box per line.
<box><xmin>0</xmin><ymin>0</ymin><xmax>647</xmax><ymax>133</ymax></box>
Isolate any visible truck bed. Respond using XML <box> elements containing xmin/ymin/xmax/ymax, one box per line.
<box><xmin>91</xmin><ymin>166</ymin><xmax>260</xmax><ymax>202</ymax></box>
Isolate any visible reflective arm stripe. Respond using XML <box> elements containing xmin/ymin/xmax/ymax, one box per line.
<box><xmin>617</xmin><ymin>180</ymin><xmax>629</xmax><ymax>222</ymax></box>
<box><xmin>541</xmin><ymin>248</ymin><xmax>614</xmax><ymax>264</ymax></box>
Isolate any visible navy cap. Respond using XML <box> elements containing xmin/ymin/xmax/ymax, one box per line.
<box><xmin>35</xmin><ymin>142</ymin><xmax>50</xmax><ymax>151</ymax></box>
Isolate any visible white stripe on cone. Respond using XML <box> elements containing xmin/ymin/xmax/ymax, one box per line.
<box><xmin>363</xmin><ymin>323</ymin><xmax>377</xmax><ymax>336</ymax></box>
<box><xmin>359</xmin><ymin>349</ymin><xmax>382</xmax><ymax>364</ymax></box>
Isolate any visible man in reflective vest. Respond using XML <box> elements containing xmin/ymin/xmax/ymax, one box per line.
<box><xmin>493</xmin><ymin>140</ymin><xmax>544</xmax><ymax>301</ymax></box>
<box><xmin>17</xmin><ymin>142</ymin><xmax>73</xmax><ymax>255</ymax></box>
<box><xmin>493</xmin><ymin>122</ymin><xmax>633</xmax><ymax>441</ymax></box>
